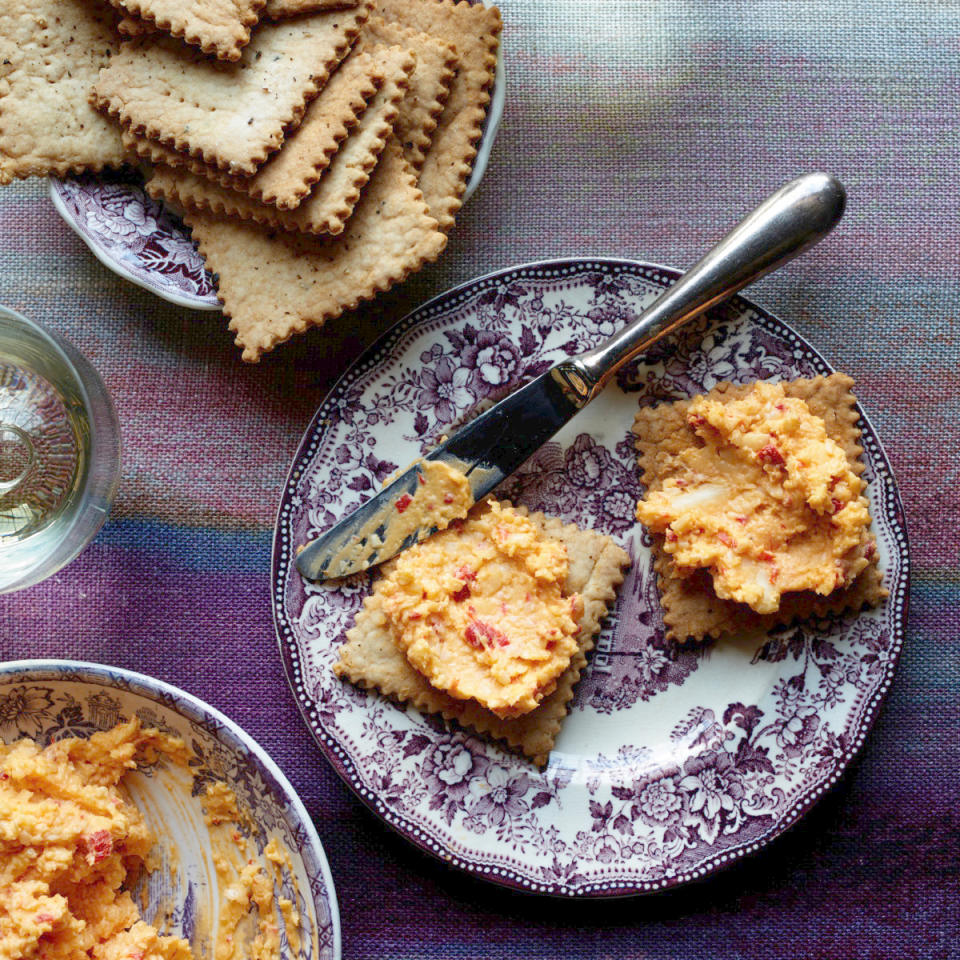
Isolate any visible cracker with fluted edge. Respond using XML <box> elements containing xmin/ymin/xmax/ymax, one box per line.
<box><xmin>91</xmin><ymin>3</ymin><xmax>372</xmax><ymax>176</ymax></box>
<box><xmin>375</xmin><ymin>0</ymin><xmax>500</xmax><ymax>230</ymax></box>
<box><xmin>356</xmin><ymin>16</ymin><xmax>457</xmax><ymax>170</ymax></box>
<box><xmin>268</xmin><ymin>0</ymin><xmax>359</xmax><ymax>14</ymax></box>
<box><xmin>632</xmin><ymin>374</ymin><xmax>887</xmax><ymax>645</ymax></box>
<box><xmin>117</xmin><ymin>0</ymin><xmax>360</xmax><ymax>36</ymax></box>
<box><xmin>107</xmin><ymin>0</ymin><xmax>265</xmax><ymax>61</ymax></box>
<box><xmin>335</xmin><ymin>501</ymin><xmax>630</xmax><ymax>767</ymax></box>
<box><xmin>130</xmin><ymin>46</ymin><xmax>397</xmax><ymax>210</ymax></box>
<box><xmin>181</xmin><ymin>141</ymin><xmax>445</xmax><ymax>361</ymax></box>
<box><xmin>147</xmin><ymin>48</ymin><xmax>413</xmax><ymax>236</ymax></box>
<box><xmin>0</xmin><ymin>0</ymin><xmax>125</xmax><ymax>184</ymax></box>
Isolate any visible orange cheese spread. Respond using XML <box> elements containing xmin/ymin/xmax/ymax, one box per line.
<box><xmin>319</xmin><ymin>459</ymin><xmax>474</xmax><ymax>578</ymax></box>
<box><xmin>0</xmin><ymin>719</ymin><xmax>192</xmax><ymax>960</ymax></box>
<box><xmin>635</xmin><ymin>381</ymin><xmax>871</xmax><ymax>614</ymax></box>
<box><xmin>378</xmin><ymin>500</ymin><xmax>583</xmax><ymax>718</ymax></box>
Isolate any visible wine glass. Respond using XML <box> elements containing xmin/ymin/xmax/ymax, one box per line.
<box><xmin>0</xmin><ymin>305</ymin><xmax>120</xmax><ymax>593</ymax></box>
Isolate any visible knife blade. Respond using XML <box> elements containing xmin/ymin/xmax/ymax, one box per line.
<box><xmin>295</xmin><ymin>172</ymin><xmax>846</xmax><ymax>582</ymax></box>
<box><xmin>294</xmin><ymin>369</ymin><xmax>581</xmax><ymax>581</ymax></box>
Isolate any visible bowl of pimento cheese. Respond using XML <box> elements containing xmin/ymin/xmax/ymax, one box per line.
<box><xmin>0</xmin><ymin>659</ymin><xmax>339</xmax><ymax>960</ymax></box>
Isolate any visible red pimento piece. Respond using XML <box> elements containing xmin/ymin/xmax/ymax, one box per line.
<box><xmin>717</xmin><ymin>531</ymin><xmax>736</xmax><ymax>548</ymax></box>
<box><xmin>759</xmin><ymin>551</ymin><xmax>775</xmax><ymax>563</ymax></box>
<box><xmin>775</xmin><ymin>402</ymin><xmax>786</xmax><ymax>411</ymax></box>
<box><xmin>418</xmin><ymin>473</ymin><xmax>426</xmax><ymax>485</ymax></box>
<box><xmin>456</xmin><ymin>565</ymin><xmax>477</xmax><ymax>582</ymax></box>
<box><xmin>757</xmin><ymin>443</ymin><xmax>785</xmax><ymax>466</ymax></box>
<box><xmin>464</xmin><ymin>625</ymin><xmax>483</xmax><ymax>649</ymax></box>
<box><xmin>465</xmin><ymin>619</ymin><xmax>510</xmax><ymax>649</ymax></box>
<box><xmin>35</xmin><ymin>913</ymin><xmax>55</xmax><ymax>925</ymax></box>
<box><xmin>451</xmin><ymin>585</ymin><xmax>471</xmax><ymax>603</ymax></box>
<box><xmin>735</xmin><ymin>516</ymin><xmax>748</xmax><ymax>525</ymax></box>
<box><xmin>395</xmin><ymin>493</ymin><xmax>413</xmax><ymax>513</ymax></box>
<box><xmin>769</xmin><ymin>565</ymin><xmax>780</xmax><ymax>584</ymax></box>
<box><xmin>688</xmin><ymin>413</ymin><xmax>707</xmax><ymax>429</ymax></box>
<box><xmin>82</xmin><ymin>830</ymin><xmax>113</xmax><ymax>864</ymax></box>
<box><xmin>864</xmin><ymin>541</ymin><xmax>876</xmax><ymax>560</ymax></box>
<box><xmin>408</xmin><ymin>613</ymin><xmax>422</xmax><ymax>620</ymax></box>
<box><xmin>675</xmin><ymin>478</ymin><xmax>688</xmax><ymax>488</ymax></box>
<box><xmin>665</xmin><ymin>529</ymin><xmax>678</xmax><ymax>543</ymax></box>
<box><xmin>443</xmin><ymin>493</ymin><xmax>454</xmax><ymax>504</ymax></box>
<box><xmin>832</xmin><ymin>498</ymin><xmax>846</xmax><ymax>514</ymax></box>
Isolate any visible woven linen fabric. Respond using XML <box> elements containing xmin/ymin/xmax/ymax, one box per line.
<box><xmin>1</xmin><ymin>1</ymin><xmax>958</xmax><ymax>957</ymax></box>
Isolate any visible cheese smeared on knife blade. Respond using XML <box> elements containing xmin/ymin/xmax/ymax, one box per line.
<box><xmin>307</xmin><ymin>459</ymin><xmax>473</xmax><ymax>578</ymax></box>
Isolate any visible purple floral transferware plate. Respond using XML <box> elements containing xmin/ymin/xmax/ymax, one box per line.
<box><xmin>47</xmin><ymin>33</ymin><xmax>505</xmax><ymax>311</ymax></box>
<box><xmin>272</xmin><ymin>259</ymin><xmax>908</xmax><ymax>897</ymax></box>
<box><xmin>0</xmin><ymin>660</ymin><xmax>340</xmax><ymax>957</ymax></box>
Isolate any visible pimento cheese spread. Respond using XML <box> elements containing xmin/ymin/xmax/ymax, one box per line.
<box><xmin>0</xmin><ymin>719</ymin><xmax>192</xmax><ymax>960</ymax></box>
<box><xmin>378</xmin><ymin>501</ymin><xmax>583</xmax><ymax>718</ymax></box>
<box><xmin>318</xmin><ymin>459</ymin><xmax>474</xmax><ymax>578</ymax></box>
<box><xmin>0</xmin><ymin>719</ymin><xmax>308</xmax><ymax>960</ymax></box>
<box><xmin>635</xmin><ymin>381</ymin><xmax>871</xmax><ymax>614</ymax></box>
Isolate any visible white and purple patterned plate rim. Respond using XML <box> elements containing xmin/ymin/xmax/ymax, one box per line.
<box><xmin>46</xmin><ymin>28</ymin><xmax>506</xmax><ymax>312</ymax></box>
<box><xmin>0</xmin><ymin>658</ymin><xmax>342</xmax><ymax>956</ymax></box>
<box><xmin>271</xmin><ymin>258</ymin><xmax>909</xmax><ymax>898</ymax></box>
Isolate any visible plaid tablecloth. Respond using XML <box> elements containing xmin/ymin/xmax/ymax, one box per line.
<box><xmin>1</xmin><ymin>1</ymin><xmax>957</xmax><ymax>956</ymax></box>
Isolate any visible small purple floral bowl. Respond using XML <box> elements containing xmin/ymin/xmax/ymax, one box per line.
<box><xmin>0</xmin><ymin>659</ymin><xmax>340</xmax><ymax>956</ymax></box>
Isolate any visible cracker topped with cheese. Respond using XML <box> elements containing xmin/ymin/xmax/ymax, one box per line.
<box><xmin>636</xmin><ymin>380</ymin><xmax>871</xmax><ymax>614</ymax></box>
<box><xmin>336</xmin><ymin>501</ymin><xmax>630</xmax><ymax>766</ymax></box>
<box><xmin>633</xmin><ymin>374</ymin><xmax>887</xmax><ymax>644</ymax></box>
<box><xmin>377</xmin><ymin>500</ymin><xmax>583</xmax><ymax>718</ymax></box>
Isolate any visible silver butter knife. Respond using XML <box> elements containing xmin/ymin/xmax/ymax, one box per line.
<box><xmin>296</xmin><ymin>172</ymin><xmax>846</xmax><ymax>582</ymax></box>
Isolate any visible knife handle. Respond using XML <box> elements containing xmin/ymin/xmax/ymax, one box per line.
<box><xmin>553</xmin><ymin>172</ymin><xmax>846</xmax><ymax>405</ymax></box>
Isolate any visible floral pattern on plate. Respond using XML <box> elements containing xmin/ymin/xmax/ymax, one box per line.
<box><xmin>49</xmin><ymin>170</ymin><xmax>220</xmax><ymax>309</ymax></box>
<box><xmin>272</xmin><ymin>259</ymin><xmax>909</xmax><ymax>897</ymax></box>
<box><xmin>0</xmin><ymin>661</ymin><xmax>340</xmax><ymax>957</ymax></box>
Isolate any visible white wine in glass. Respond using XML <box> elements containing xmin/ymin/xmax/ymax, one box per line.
<box><xmin>0</xmin><ymin>306</ymin><xmax>120</xmax><ymax>593</ymax></box>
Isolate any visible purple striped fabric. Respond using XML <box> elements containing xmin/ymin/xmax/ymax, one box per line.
<box><xmin>1</xmin><ymin>1</ymin><xmax>957</xmax><ymax>956</ymax></box>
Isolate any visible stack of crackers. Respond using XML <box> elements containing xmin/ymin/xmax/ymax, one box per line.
<box><xmin>335</xmin><ymin>504</ymin><xmax>631</xmax><ymax>767</ymax></box>
<box><xmin>632</xmin><ymin>374</ymin><xmax>888</xmax><ymax>645</ymax></box>
<box><xmin>0</xmin><ymin>0</ymin><xmax>501</xmax><ymax>361</ymax></box>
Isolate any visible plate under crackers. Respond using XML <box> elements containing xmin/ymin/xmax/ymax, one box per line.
<box><xmin>272</xmin><ymin>259</ymin><xmax>909</xmax><ymax>897</ymax></box>
<box><xmin>47</xmin><ymin>11</ymin><xmax>506</xmax><ymax>312</ymax></box>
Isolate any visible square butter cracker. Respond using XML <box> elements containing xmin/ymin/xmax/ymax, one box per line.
<box><xmin>632</xmin><ymin>374</ymin><xmax>888</xmax><ymax>645</ymax></box>
<box><xmin>147</xmin><ymin>47</ymin><xmax>414</xmax><ymax>235</ymax></box>
<box><xmin>335</xmin><ymin>503</ymin><xmax>631</xmax><ymax>767</ymax></box>
<box><xmin>92</xmin><ymin>3</ymin><xmax>373</xmax><ymax>177</ymax></box>
<box><xmin>108</xmin><ymin>0</ymin><xmax>265</xmax><ymax>61</ymax></box>
<box><xmin>375</xmin><ymin>0</ymin><xmax>501</xmax><ymax>230</ymax></box>
<box><xmin>131</xmin><ymin>46</ymin><xmax>398</xmax><ymax>210</ymax></box>
<box><xmin>356</xmin><ymin>16</ymin><xmax>457</xmax><ymax>170</ymax></box>
<box><xmin>181</xmin><ymin>141</ymin><xmax>446</xmax><ymax>361</ymax></box>
<box><xmin>0</xmin><ymin>0</ymin><xmax>125</xmax><ymax>184</ymax></box>
<box><xmin>268</xmin><ymin>0</ymin><xmax>360</xmax><ymax>15</ymax></box>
